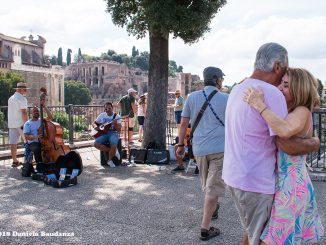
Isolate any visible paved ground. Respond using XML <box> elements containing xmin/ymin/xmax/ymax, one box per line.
<box><xmin>0</xmin><ymin>147</ymin><xmax>325</xmax><ymax>245</ymax></box>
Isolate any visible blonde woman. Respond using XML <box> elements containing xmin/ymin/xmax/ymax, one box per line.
<box><xmin>244</xmin><ymin>68</ymin><xmax>324</xmax><ymax>244</ymax></box>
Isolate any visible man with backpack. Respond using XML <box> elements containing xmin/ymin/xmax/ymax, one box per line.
<box><xmin>176</xmin><ymin>67</ymin><xmax>228</xmax><ymax>241</ymax></box>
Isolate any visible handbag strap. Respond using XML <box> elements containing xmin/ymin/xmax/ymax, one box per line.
<box><xmin>203</xmin><ymin>90</ymin><xmax>225</xmax><ymax>126</ymax></box>
<box><xmin>189</xmin><ymin>90</ymin><xmax>217</xmax><ymax>140</ymax></box>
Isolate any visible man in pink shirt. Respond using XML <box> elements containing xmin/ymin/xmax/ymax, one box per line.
<box><xmin>222</xmin><ymin>43</ymin><xmax>320</xmax><ymax>245</ymax></box>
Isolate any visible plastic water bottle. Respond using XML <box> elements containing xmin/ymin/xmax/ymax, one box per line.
<box><xmin>130</xmin><ymin>155</ymin><xmax>136</xmax><ymax>167</ymax></box>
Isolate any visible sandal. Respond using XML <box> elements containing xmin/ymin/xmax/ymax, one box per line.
<box><xmin>200</xmin><ymin>226</ymin><xmax>221</xmax><ymax>241</ymax></box>
<box><xmin>12</xmin><ymin>161</ymin><xmax>22</xmax><ymax>168</ymax></box>
<box><xmin>212</xmin><ymin>202</ymin><xmax>220</xmax><ymax>220</ymax></box>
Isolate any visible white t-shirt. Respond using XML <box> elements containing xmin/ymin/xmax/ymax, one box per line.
<box><xmin>8</xmin><ymin>92</ymin><xmax>28</xmax><ymax>128</ymax></box>
<box><xmin>137</xmin><ymin>103</ymin><xmax>146</xmax><ymax>117</ymax></box>
<box><xmin>95</xmin><ymin>112</ymin><xmax>122</xmax><ymax>131</ymax></box>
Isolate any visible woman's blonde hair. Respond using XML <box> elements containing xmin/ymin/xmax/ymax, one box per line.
<box><xmin>287</xmin><ymin>68</ymin><xmax>320</xmax><ymax>112</ymax></box>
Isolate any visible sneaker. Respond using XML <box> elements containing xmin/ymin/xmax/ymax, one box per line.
<box><xmin>115</xmin><ymin>150</ymin><xmax>121</xmax><ymax>160</ymax></box>
<box><xmin>171</xmin><ymin>165</ymin><xmax>185</xmax><ymax>172</ymax></box>
<box><xmin>194</xmin><ymin>166</ymin><xmax>199</xmax><ymax>175</ymax></box>
<box><xmin>212</xmin><ymin>202</ymin><xmax>220</xmax><ymax>220</ymax></box>
<box><xmin>107</xmin><ymin>160</ymin><xmax>116</xmax><ymax>168</ymax></box>
<box><xmin>199</xmin><ymin>227</ymin><xmax>221</xmax><ymax>241</ymax></box>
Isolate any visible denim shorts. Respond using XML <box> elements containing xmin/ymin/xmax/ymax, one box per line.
<box><xmin>95</xmin><ymin>131</ymin><xmax>119</xmax><ymax>146</ymax></box>
<box><xmin>174</xmin><ymin>111</ymin><xmax>182</xmax><ymax>124</ymax></box>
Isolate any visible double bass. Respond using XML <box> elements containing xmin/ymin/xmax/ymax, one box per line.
<box><xmin>39</xmin><ymin>87</ymin><xmax>71</xmax><ymax>163</ymax></box>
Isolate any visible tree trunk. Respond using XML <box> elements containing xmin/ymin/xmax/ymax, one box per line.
<box><xmin>143</xmin><ymin>32</ymin><xmax>169</xmax><ymax>149</ymax></box>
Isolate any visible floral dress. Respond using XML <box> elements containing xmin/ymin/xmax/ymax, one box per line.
<box><xmin>261</xmin><ymin>135</ymin><xmax>324</xmax><ymax>244</ymax></box>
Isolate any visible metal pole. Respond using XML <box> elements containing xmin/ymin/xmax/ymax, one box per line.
<box><xmin>68</xmin><ymin>104</ymin><xmax>74</xmax><ymax>146</ymax></box>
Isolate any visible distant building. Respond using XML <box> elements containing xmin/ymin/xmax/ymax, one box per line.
<box><xmin>65</xmin><ymin>61</ymin><xmax>148</xmax><ymax>104</ymax></box>
<box><xmin>0</xmin><ymin>33</ymin><xmax>64</xmax><ymax>106</ymax></box>
<box><xmin>66</xmin><ymin>60</ymin><xmax>200</xmax><ymax>104</ymax></box>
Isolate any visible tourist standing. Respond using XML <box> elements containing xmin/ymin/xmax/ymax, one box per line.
<box><xmin>173</xmin><ymin>90</ymin><xmax>183</xmax><ymax>132</ymax></box>
<box><xmin>137</xmin><ymin>94</ymin><xmax>146</xmax><ymax>142</ymax></box>
<box><xmin>118</xmin><ymin>88</ymin><xmax>137</xmax><ymax>144</ymax></box>
<box><xmin>8</xmin><ymin>82</ymin><xmax>29</xmax><ymax>167</ymax></box>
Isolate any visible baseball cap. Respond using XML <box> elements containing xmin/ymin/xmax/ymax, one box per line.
<box><xmin>203</xmin><ymin>67</ymin><xmax>225</xmax><ymax>82</ymax></box>
<box><xmin>128</xmin><ymin>88</ymin><xmax>137</xmax><ymax>94</ymax></box>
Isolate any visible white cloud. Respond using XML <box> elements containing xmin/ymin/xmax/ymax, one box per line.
<box><xmin>1</xmin><ymin>0</ymin><xmax>326</xmax><ymax>84</ymax></box>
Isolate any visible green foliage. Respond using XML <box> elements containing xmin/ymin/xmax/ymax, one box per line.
<box><xmin>73</xmin><ymin>115</ymin><xmax>88</xmax><ymax>131</ymax></box>
<box><xmin>50</xmin><ymin>55</ymin><xmax>57</xmax><ymax>65</ymax></box>
<box><xmin>132</xmin><ymin>46</ymin><xmax>137</xmax><ymax>57</ymax></box>
<box><xmin>169</xmin><ymin>60</ymin><xmax>178</xmax><ymax>77</ymax></box>
<box><xmin>134</xmin><ymin>51</ymin><xmax>149</xmax><ymax>71</ymax></box>
<box><xmin>107</xmin><ymin>49</ymin><xmax>116</xmax><ymax>56</ymax></box>
<box><xmin>57</xmin><ymin>47</ymin><xmax>63</xmax><ymax>66</ymax></box>
<box><xmin>66</xmin><ymin>49</ymin><xmax>72</xmax><ymax>66</ymax></box>
<box><xmin>0</xmin><ymin>71</ymin><xmax>25</xmax><ymax>106</ymax></box>
<box><xmin>0</xmin><ymin>111</ymin><xmax>5</xmax><ymax>128</ymax></box>
<box><xmin>64</xmin><ymin>80</ymin><xmax>92</xmax><ymax>105</ymax></box>
<box><xmin>77</xmin><ymin>48</ymin><xmax>83</xmax><ymax>62</ymax></box>
<box><xmin>177</xmin><ymin>65</ymin><xmax>183</xmax><ymax>72</ymax></box>
<box><xmin>52</xmin><ymin>111</ymin><xmax>69</xmax><ymax>128</ymax></box>
<box><xmin>105</xmin><ymin>0</ymin><xmax>227</xmax><ymax>43</ymax></box>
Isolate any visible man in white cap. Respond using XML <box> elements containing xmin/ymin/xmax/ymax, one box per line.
<box><xmin>8</xmin><ymin>82</ymin><xmax>29</xmax><ymax>167</ymax></box>
<box><xmin>118</xmin><ymin>88</ymin><xmax>137</xmax><ymax>144</ymax></box>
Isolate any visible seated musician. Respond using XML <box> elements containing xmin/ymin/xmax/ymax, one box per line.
<box><xmin>92</xmin><ymin>102</ymin><xmax>121</xmax><ymax>168</ymax></box>
<box><xmin>23</xmin><ymin>98</ymin><xmax>52</xmax><ymax>171</ymax></box>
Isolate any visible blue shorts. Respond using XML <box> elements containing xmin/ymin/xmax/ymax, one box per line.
<box><xmin>95</xmin><ymin>131</ymin><xmax>119</xmax><ymax>146</ymax></box>
<box><xmin>175</xmin><ymin>111</ymin><xmax>182</xmax><ymax>124</ymax></box>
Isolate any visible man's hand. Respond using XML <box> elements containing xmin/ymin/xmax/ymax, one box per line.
<box><xmin>277</xmin><ymin>136</ymin><xmax>320</xmax><ymax>156</ymax></box>
<box><xmin>176</xmin><ymin>145</ymin><xmax>185</xmax><ymax>158</ymax></box>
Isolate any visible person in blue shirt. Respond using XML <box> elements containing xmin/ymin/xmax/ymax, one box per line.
<box><xmin>23</xmin><ymin>98</ymin><xmax>52</xmax><ymax>173</ymax></box>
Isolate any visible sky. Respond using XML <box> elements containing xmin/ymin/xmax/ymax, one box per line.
<box><xmin>1</xmin><ymin>0</ymin><xmax>326</xmax><ymax>85</ymax></box>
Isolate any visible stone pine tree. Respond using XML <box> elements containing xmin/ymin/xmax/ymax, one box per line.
<box><xmin>57</xmin><ymin>47</ymin><xmax>63</xmax><ymax>66</ymax></box>
<box><xmin>105</xmin><ymin>0</ymin><xmax>227</xmax><ymax>148</ymax></box>
<box><xmin>77</xmin><ymin>48</ymin><xmax>83</xmax><ymax>62</ymax></box>
<box><xmin>132</xmin><ymin>46</ymin><xmax>137</xmax><ymax>57</ymax></box>
<box><xmin>66</xmin><ymin>49</ymin><xmax>72</xmax><ymax>66</ymax></box>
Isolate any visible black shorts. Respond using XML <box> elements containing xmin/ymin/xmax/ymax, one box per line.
<box><xmin>137</xmin><ymin>116</ymin><xmax>145</xmax><ymax>126</ymax></box>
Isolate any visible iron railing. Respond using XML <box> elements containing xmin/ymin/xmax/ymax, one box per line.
<box><xmin>0</xmin><ymin>105</ymin><xmax>177</xmax><ymax>151</ymax></box>
<box><xmin>307</xmin><ymin>109</ymin><xmax>326</xmax><ymax>172</ymax></box>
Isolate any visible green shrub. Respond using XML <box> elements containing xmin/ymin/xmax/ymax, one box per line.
<box><xmin>0</xmin><ymin>111</ymin><xmax>5</xmax><ymax>128</ymax></box>
<box><xmin>52</xmin><ymin>111</ymin><xmax>69</xmax><ymax>128</ymax></box>
<box><xmin>73</xmin><ymin>115</ymin><xmax>88</xmax><ymax>131</ymax></box>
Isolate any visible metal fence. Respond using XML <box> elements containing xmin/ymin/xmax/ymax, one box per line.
<box><xmin>307</xmin><ymin>109</ymin><xmax>326</xmax><ymax>172</ymax></box>
<box><xmin>0</xmin><ymin>105</ymin><xmax>177</xmax><ymax>151</ymax></box>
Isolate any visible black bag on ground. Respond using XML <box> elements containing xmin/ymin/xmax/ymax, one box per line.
<box><xmin>129</xmin><ymin>148</ymin><xmax>147</xmax><ymax>164</ymax></box>
<box><xmin>21</xmin><ymin>162</ymin><xmax>35</xmax><ymax>177</ymax></box>
<box><xmin>146</xmin><ymin>149</ymin><xmax>170</xmax><ymax>165</ymax></box>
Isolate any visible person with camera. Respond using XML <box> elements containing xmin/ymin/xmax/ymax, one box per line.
<box><xmin>176</xmin><ymin>67</ymin><xmax>228</xmax><ymax>241</ymax></box>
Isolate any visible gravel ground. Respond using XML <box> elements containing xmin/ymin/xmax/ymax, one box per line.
<box><xmin>0</xmin><ymin>147</ymin><xmax>325</xmax><ymax>245</ymax></box>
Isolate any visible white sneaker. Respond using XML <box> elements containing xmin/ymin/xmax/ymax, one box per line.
<box><xmin>107</xmin><ymin>160</ymin><xmax>116</xmax><ymax>168</ymax></box>
<box><xmin>115</xmin><ymin>150</ymin><xmax>120</xmax><ymax>160</ymax></box>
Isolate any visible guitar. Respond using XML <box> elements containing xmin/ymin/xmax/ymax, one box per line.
<box><xmin>90</xmin><ymin>121</ymin><xmax>114</xmax><ymax>139</ymax></box>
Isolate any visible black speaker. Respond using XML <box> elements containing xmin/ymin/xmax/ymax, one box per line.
<box><xmin>129</xmin><ymin>148</ymin><xmax>147</xmax><ymax>164</ymax></box>
<box><xmin>146</xmin><ymin>149</ymin><xmax>170</xmax><ymax>165</ymax></box>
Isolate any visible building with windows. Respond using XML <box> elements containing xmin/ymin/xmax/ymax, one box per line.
<box><xmin>0</xmin><ymin>33</ymin><xmax>64</xmax><ymax>106</ymax></box>
<box><xmin>66</xmin><ymin>60</ymin><xmax>200</xmax><ymax>104</ymax></box>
